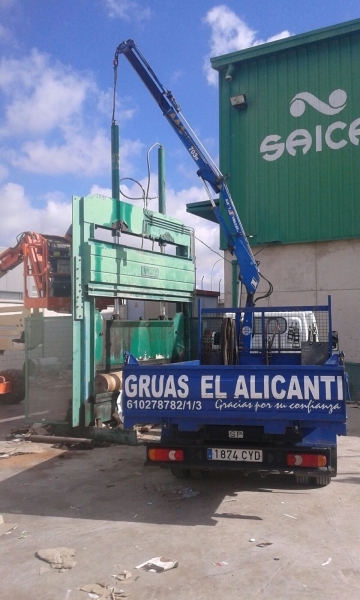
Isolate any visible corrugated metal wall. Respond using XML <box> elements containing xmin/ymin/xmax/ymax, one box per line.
<box><xmin>212</xmin><ymin>19</ymin><xmax>360</xmax><ymax>246</ymax></box>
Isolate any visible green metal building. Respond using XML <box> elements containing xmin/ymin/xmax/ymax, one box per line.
<box><xmin>193</xmin><ymin>19</ymin><xmax>360</xmax><ymax>381</ymax></box>
<box><xmin>210</xmin><ymin>18</ymin><xmax>360</xmax><ymax>248</ymax></box>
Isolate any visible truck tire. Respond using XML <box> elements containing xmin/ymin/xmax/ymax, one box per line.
<box><xmin>190</xmin><ymin>468</ymin><xmax>209</xmax><ymax>480</ymax></box>
<box><xmin>0</xmin><ymin>369</ymin><xmax>25</xmax><ymax>405</ymax></box>
<box><xmin>170</xmin><ymin>468</ymin><xmax>191</xmax><ymax>479</ymax></box>
<box><xmin>313</xmin><ymin>474</ymin><xmax>331</xmax><ymax>487</ymax></box>
<box><xmin>295</xmin><ymin>474</ymin><xmax>310</xmax><ymax>485</ymax></box>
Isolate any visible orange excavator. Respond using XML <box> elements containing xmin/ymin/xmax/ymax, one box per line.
<box><xmin>0</xmin><ymin>232</ymin><xmax>71</xmax><ymax>312</ymax></box>
<box><xmin>0</xmin><ymin>232</ymin><xmax>71</xmax><ymax>404</ymax></box>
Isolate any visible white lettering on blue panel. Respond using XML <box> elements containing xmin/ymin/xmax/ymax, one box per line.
<box><xmin>123</xmin><ymin>373</ymin><xmax>345</xmax><ymax>416</ymax></box>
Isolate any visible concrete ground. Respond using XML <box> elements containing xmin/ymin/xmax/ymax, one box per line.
<box><xmin>0</xmin><ymin>404</ymin><xmax>360</xmax><ymax>600</ymax></box>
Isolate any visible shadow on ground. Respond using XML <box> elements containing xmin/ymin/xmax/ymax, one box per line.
<box><xmin>0</xmin><ymin>402</ymin><xmax>358</xmax><ymax>527</ymax></box>
<box><xmin>0</xmin><ymin>444</ymin><xmax>312</xmax><ymax>527</ymax></box>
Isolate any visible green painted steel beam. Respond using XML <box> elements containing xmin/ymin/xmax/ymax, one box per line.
<box><xmin>186</xmin><ymin>199</ymin><xmax>220</xmax><ymax>224</ymax></box>
<box><xmin>86</xmin><ymin>241</ymin><xmax>194</xmax><ymax>299</ymax></box>
<box><xmin>82</xmin><ymin>194</ymin><xmax>193</xmax><ymax>249</ymax></box>
<box><xmin>87</xmin><ymin>286</ymin><xmax>193</xmax><ymax>302</ymax></box>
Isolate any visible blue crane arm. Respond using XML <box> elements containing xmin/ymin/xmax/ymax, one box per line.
<box><xmin>114</xmin><ymin>39</ymin><xmax>259</xmax><ymax>305</ymax></box>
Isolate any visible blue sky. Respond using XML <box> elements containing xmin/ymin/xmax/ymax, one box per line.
<box><xmin>0</xmin><ymin>0</ymin><xmax>359</xmax><ymax>290</ymax></box>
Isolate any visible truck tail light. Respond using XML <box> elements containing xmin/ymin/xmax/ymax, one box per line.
<box><xmin>0</xmin><ymin>376</ymin><xmax>12</xmax><ymax>394</ymax></box>
<box><xmin>147</xmin><ymin>448</ymin><xmax>184</xmax><ymax>462</ymax></box>
<box><xmin>286</xmin><ymin>453</ymin><xmax>327</xmax><ymax>468</ymax></box>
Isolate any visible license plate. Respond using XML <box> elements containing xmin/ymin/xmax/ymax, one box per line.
<box><xmin>207</xmin><ymin>448</ymin><xmax>263</xmax><ymax>462</ymax></box>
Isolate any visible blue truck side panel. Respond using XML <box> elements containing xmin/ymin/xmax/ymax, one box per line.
<box><xmin>122</xmin><ymin>361</ymin><xmax>346</xmax><ymax>440</ymax></box>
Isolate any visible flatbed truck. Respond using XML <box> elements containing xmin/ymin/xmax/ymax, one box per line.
<box><xmin>115</xmin><ymin>40</ymin><xmax>347</xmax><ymax>486</ymax></box>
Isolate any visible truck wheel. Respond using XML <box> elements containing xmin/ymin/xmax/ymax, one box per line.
<box><xmin>295</xmin><ymin>474</ymin><xmax>310</xmax><ymax>485</ymax></box>
<box><xmin>190</xmin><ymin>468</ymin><xmax>209</xmax><ymax>480</ymax></box>
<box><xmin>313</xmin><ymin>474</ymin><xmax>331</xmax><ymax>487</ymax></box>
<box><xmin>0</xmin><ymin>369</ymin><xmax>25</xmax><ymax>405</ymax></box>
<box><xmin>170</xmin><ymin>468</ymin><xmax>191</xmax><ymax>479</ymax></box>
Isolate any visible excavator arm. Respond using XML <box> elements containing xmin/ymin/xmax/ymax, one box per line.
<box><xmin>0</xmin><ymin>233</ymin><xmax>28</xmax><ymax>278</ymax></box>
<box><xmin>0</xmin><ymin>232</ymin><xmax>71</xmax><ymax>312</ymax></box>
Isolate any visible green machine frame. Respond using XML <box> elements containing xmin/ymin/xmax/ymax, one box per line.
<box><xmin>71</xmin><ymin>193</ymin><xmax>195</xmax><ymax>427</ymax></box>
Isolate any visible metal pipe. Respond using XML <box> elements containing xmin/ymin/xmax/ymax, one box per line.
<box><xmin>26</xmin><ymin>435</ymin><xmax>94</xmax><ymax>447</ymax></box>
<box><xmin>158</xmin><ymin>145</ymin><xmax>166</xmax><ymax>214</ymax></box>
<box><xmin>211</xmin><ymin>257</ymin><xmax>222</xmax><ymax>291</ymax></box>
<box><xmin>225</xmin><ymin>63</ymin><xmax>235</xmax><ymax>82</ymax></box>
<box><xmin>237</xmin><ymin>281</ymin><xmax>243</xmax><ymax>310</ymax></box>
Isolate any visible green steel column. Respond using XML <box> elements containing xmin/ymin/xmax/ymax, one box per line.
<box><xmin>158</xmin><ymin>145</ymin><xmax>166</xmax><ymax>215</ymax></box>
<box><xmin>111</xmin><ymin>122</ymin><xmax>120</xmax><ymax>202</ymax></box>
<box><xmin>72</xmin><ymin>195</ymin><xmax>83</xmax><ymax>427</ymax></box>
<box><xmin>231</xmin><ymin>260</ymin><xmax>238</xmax><ymax>308</ymax></box>
<box><xmin>111</xmin><ymin>121</ymin><xmax>121</xmax><ymax>316</ymax></box>
<box><xmin>158</xmin><ymin>145</ymin><xmax>166</xmax><ymax>317</ymax></box>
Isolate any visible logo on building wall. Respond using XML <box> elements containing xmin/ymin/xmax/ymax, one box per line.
<box><xmin>141</xmin><ymin>266</ymin><xmax>159</xmax><ymax>278</ymax></box>
<box><xmin>290</xmin><ymin>89</ymin><xmax>347</xmax><ymax>117</ymax></box>
<box><xmin>260</xmin><ymin>88</ymin><xmax>360</xmax><ymax>161</ymax></box>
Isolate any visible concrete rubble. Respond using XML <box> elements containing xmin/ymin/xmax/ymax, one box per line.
<box><xmin>36</xmin><ymin>547</ymin><xmax>76</xmax><ymax>573</ymax></box>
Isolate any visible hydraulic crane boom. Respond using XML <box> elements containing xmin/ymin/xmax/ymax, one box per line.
<box><xmin>114</xmin><ymin>40</ymin><xmax>260</xmax><ymax>307</ymax></box>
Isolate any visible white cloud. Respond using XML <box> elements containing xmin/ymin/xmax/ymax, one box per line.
<box><xmin>103</xmin><ymin>0</ymin><xmax>151</xmax><ymax>21</ymax></box>
<box><xmin>0</xmin><ymin>22</ymin><xmax>14</xmax><ymax>45</ymax></box>
<box><xmin>0</xmin><ymin>0</ymin><xmax>17</xmax><ymax>8</ymax></box>
<box><xmin>177</xmin><ymin>162</ymin><xmax>200</xmax><ymax>181</ymax></box>
<box><xmin>0</xmin><ymin>48</ymin><xmax>142</xmax><ymax>177</ymax></box>
<box><xmin>0</xmin><ymin>163</ymin><xmax>8</xmax><ymax>181</ymax></box>
<box><xmin>203</xmin><ymin>5</ymin><xmax>291</xmax><ymax>85</ymax></box>
<box><xmin>0</xmin><ymin>49</ymin><xmax>94</xmax><ymax>136</ymax></box>
<box><xmin>0</xmin><ymin>0</ymin><xmax>17</xmax><ymax>46</ymax></box>
<box><xmin>156</xmin><ymin>184</ymin><xmax>223</xmax><ymax>290</ymax></box>
<box><xmin>0</xmin><ymin>182</ymin><xmax>71</xmax><ymax>246</ymax></box>
<box><xmin>170</xmin><ymin>70</ymin><xmax>184</xmax><ymax>84</ymax></box>
<box><xmin>164</xmin><ymin>185</ymin><xmax>223</xmax><ymax>288</ymax></box>
<box><xmin>97</xmin><ymin>89</ymin><xmax>136</xmax><ymax>121</ymax></box>
<box><xmin>10</xmin><ymin>131</ymin><xmax>143</xmax><ymax>177</ymax></box>
<box><xmin>90</xmin><ymin>184</ymin><xmax>112</xmax><ymax>197</ymax></box>
<box><xmin>11</xmin><ymin>130</ymin><xmax>110</xmax><ymax>176</ymax></box>
<box><xmin>119</xmin><ymin>139</ymin><xmax>145</xmax><ymax>177</ymax></box>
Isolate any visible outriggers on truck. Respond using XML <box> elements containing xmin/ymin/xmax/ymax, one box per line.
<box><xmin>115</xmin><ymin>40</ymin><xmax>347</xmax><ymax>486</ymax></box>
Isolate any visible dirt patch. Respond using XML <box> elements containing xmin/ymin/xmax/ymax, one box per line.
<box><xmin>0</xmin><ymin>448</ymin><xmax>65</xmax><ymax>471</ymax></box>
